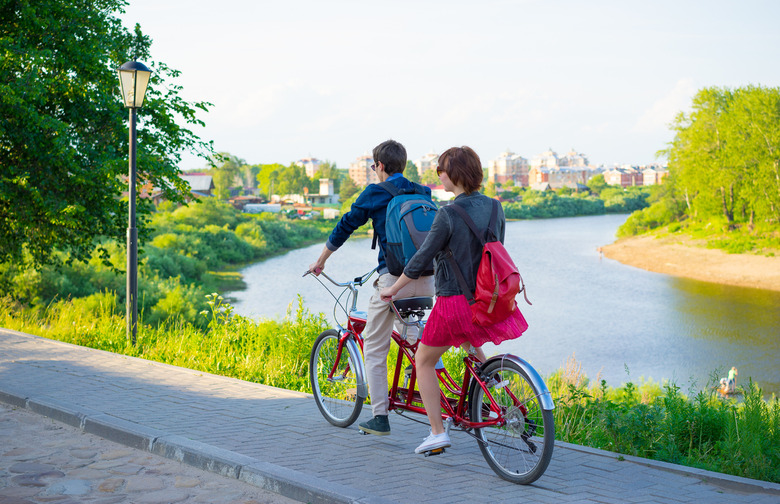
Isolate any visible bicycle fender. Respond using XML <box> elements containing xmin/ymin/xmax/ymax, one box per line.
<box><xmin>483</xmin><ymin>354</ymin><xmax>555</xmax><ymax>411</ymax></box>
<box><xmin>344</xmin><ymin>336</ymin><xmax>369</xmax><ymax>399</ymax></box>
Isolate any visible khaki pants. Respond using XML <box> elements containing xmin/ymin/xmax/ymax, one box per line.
<box><xmin>363</xmin><ymin>273</ymin><xmax>435</xmax><ymax>417</ymax></box>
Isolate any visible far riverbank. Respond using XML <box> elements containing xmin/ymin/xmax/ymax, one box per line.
<box><xmin>601</xmin><ymin>233</ymin><xmax>780</xmax><ymax>292</ymax></box>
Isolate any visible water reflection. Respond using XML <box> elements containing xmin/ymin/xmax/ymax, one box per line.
<box><xmin>666</xmin><ymin>277</ymin><xmax>780</xmax><ymax>395</ymax></box>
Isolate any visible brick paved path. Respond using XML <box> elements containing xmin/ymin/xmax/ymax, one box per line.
<box><xmin>0</xmin><ymin>402</ymin><xmax>298</xmax><ymax>503</ymax></box>
<box><xmin>1</xmin><ymin>328</ymin><xmax>778</xmax><ymax>504</ymax></box>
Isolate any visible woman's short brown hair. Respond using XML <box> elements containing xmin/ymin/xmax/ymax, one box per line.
<box><xmin>438</xmin><ymin>146</ymin><xmax>483</xmax><ymax>194</ymax></box>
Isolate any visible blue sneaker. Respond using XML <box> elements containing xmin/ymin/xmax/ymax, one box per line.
<box><xmin>359</xmin><ymin>415</ymin><xmax>390</xmax><ymax>436</ymax></box>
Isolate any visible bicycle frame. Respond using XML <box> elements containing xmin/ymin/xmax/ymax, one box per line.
<box><xmin>308</xmin><ymin>268</ymin><xmax>532</xmax><ymax>431</ymax></box>
<box><xmin>308</xmin><ymin>268</ymin><xmax>555</xmax><ymax>484</ymax></box>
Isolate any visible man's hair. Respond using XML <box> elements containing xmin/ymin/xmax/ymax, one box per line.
<box><xmin>373</xmin><ymin>140</ymin><xmax>407</xmax><ymax>175</ymax></box>
<box><xmin>438</xmin><ymin>146</ymin><xmax>483</xmax><ymax>194</ymax></box>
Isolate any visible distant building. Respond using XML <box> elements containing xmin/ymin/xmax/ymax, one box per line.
<box><xmin>349</xmin><ymin>154</ymin><xmax>378</xmax><ymax>186</ymax></box>
<box><xmin>414</xmin><ymin>151</ymin><xmax>439</xmax><ymax>178</ymax></box>
<box><xmin>642</xmin><ymin>165</ymin><xmax>669</xmax><ymax>185</ymax></box>
<box><xmin>244</xmin><ymin>203</ymin><xmax>282</xmax><ymax>214</ymax></box>
<box><xmin>603</xmin><ymin>166</ymin><xmax>643</xmax><ymax>187</ymax></box>
<box><xmin>529</xmin><ymin>148</ymin><xmax>560</xmax><ymax>170</ymax></box>
<box><xmin>429</xmin><ymin>184</ymin><xmax>454</xmax><ymax>201</ymax></box>
<box><xmin>559</xmin><ymin>148</ymin><xmax>589</xmax><ymax>167</ymax></box>
<box><xmin>180</xmin><ymin>174</ymin><xmax>215</xmax><ymax>197</ymax></box>
<box><xmin>296</xmin><ymin>157</ymin><xmax>323</xmax><ymax>178</ymax></box>
<box><xmin>529</xmin><ymin>182</ymin><xmax>552</xmax><ymax>192</ymax></box>
<box><xmin>229</xmin><ymin>195</ymin><xmax>266</xmax><ymax>210</ymax></box>
<box><xmin>306</xmin><ymin>178</ymin><xmax>339</xmax><ymax>205</ymax></box>
<box><xmin>487</xmin><ymin>150</ymin><xmax>529</xmax><ymax>186</ymax></box>
<box><xmin>322</xmin><ymin>208</ymin><xmax>340</xmax><ymax>219</ymax></box>
<box><xmin>528</xmin><ymin>166</ymin><xmax>592</xmax><ymax>190</ymax></box>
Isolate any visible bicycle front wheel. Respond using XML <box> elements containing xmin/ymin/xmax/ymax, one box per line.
<box><xmin>309</xmin><ymin>329</ymin><xmax>364</xmax><ymax>427</ymax></box>
<box><xmin>469</xmin><ymin>359</ymin><xmax>554</xmax><ymax>484</ymax></box>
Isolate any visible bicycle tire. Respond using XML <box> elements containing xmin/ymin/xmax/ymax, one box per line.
<box><xmin>309</xmin><ymin>329</ymin><xmax>364</xmax><ymax>427</ymax></box>
<box><xmin>469</xmin><ymin>359</ymin><xmax>554</xmax><ymax>484</ymax></box>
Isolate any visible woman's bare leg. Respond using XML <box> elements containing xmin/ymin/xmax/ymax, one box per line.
<box><xmin>415</xmin><ymin>343</ymin><xmax>450</xmax><ymax>435</ymax></box>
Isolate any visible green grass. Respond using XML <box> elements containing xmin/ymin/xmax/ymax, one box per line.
<box><xmin>548</xmin><ymin>355</ymin><xmax>780</xmax><ymax>482</ymax></box>
<box><xmin>1</xmin><ymin>294</ymin><xmax>778</xmax><ymax>483</ymax></box>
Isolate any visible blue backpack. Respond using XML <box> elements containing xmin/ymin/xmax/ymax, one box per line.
<box><xmin>372</xmin><ymin>181</ymin><xmax>438</xmax><ymax>276</ymax></box>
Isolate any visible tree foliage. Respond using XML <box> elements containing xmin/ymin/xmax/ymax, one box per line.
<box><xmin>255</xmin><ymin>163</ymin><xmax>284</xmax><ymax>199</ymax></box>
<box><xmin>311</xmin><ymin>160</ymin><xmax>341</xmax><ymax>193</ymax></box>
<box><xmin>404</xmin><ymin>161</ymin><xmax>421</xmax><ymax>183</ymax></box>
<box><xmin>0</xmin><ymin>0</ymin><xmax>214</xmax><ymax>267</ymax></box>
<box><xmin>211</xmin><ymin>153</ymin><xmax>244</xmax><ymax>199</ymax></box>
<box><xmin>664</xmin><ymin>85</ymin><xmax>780</xmax><ymax>226</ymax></box>
<box><xmin>338</xmin><ymin>175</ymin><xmax>360</xmax><ymax>204</ymax></box>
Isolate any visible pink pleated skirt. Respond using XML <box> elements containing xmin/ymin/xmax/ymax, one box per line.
<box><xmin>421</xmin><ymin>295</ymin><xmax>528</xmax><ymax>348</ymax></box>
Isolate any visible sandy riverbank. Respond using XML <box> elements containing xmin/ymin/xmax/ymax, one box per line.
<box><xmin>600</xmin><ymin>233</ymin><xmax>780</xmax><ymax>292</ymax></box>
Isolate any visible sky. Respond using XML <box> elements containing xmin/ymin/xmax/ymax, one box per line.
<box><xmin>121</xmin><ymin>0</ymin><xmax>780</xmax><ymax>170</ymax></box>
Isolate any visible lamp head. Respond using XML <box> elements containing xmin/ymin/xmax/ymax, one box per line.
<box><xmin>118</xmin><ymin>61</ymin><xmax>152</xmax><ymax>108</ymax></box>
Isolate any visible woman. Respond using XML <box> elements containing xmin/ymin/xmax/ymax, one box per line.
<box><xmin>379</xmin><ymin>146</ymin><xmax>528</xmax><ymax>454</ymax></box>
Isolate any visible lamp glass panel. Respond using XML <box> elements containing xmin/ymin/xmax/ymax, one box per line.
<box><xmin>118</xmin><ymin>68</ymin><xmax>152</xmax><ymax>107</ymax></box>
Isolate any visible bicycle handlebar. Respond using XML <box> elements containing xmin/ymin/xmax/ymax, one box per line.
<box><xmin>302</xmin><ymin>268</ymin><xmax>376</xmax><ymax>288</ymax></box>
<box><xmin>304</xmin><ymin>267</ymin><xmax>429</xmax><ymax>332</ymax></box>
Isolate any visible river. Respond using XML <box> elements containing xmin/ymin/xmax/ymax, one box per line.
<box><xmin>226</xmin><ymin>214</ymin><xmax>780</xmax><ymax>396</ymax></box>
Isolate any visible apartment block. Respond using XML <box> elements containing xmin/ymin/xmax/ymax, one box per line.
<box><xmin>349</xmin><ymin>154</ymin><xmax>378</xmax><ymax>187</ymax></box>
<box><xmin>487</xmin><ymin>150</ymin><xmax>529</xmax><ymax>186</ymax></box>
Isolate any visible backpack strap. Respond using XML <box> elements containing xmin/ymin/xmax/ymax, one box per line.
<box><xmin>371</xmin><ymin>181</ymin><xmax>427</xmax><ymax>250</ymax></box>
<box><xmin>371</xmin><ymin>182</ymin><xmax>400</xmax><ymax>250</ymax></box>
<box><xmin>448</xmin><ymin>199</ymin><xmax>499</xmax><ymax>245</ymax></box>
<box><xmin>443</xmin><ymin>199</ymin><xmax>499</xmax><ymax>303</ymax></box>
<box><xmin>378</xmin><ymin>180</ymin><xmax>400</xmax><ymax>197</ymax></box>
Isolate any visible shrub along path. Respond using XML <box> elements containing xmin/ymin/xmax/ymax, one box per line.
<box><xmin>1</xmin><ymin>328</ymin><xmax>778</xmax><ymax>504</ymax></box>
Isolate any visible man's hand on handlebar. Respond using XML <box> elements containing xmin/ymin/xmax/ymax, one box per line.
<box><xmin>307</xmin><ymin>262</ymin><xmax>324</xmax><ymax>276</ymax></box>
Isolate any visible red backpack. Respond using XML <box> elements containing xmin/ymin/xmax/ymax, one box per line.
<box><xmin>446</xmin><ymin>200</ymin><xmax>531</xmax><ymax>326</ymax></box>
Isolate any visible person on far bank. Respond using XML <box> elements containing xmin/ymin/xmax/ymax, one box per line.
<box><xmin>379</xmin><ymin>146</ymin><xmax>528</xmax><ymax>454</ymax></box>
<box><xmin>308</xmin><ymin>139</ymin><xmax>435</xmax><ymax>436</ymax></box>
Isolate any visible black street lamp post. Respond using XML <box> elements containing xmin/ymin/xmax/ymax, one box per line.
<box><xmin>118</xmin><ymin>61</ymin><xmax>151</xmax><ymax>345</ymax></box>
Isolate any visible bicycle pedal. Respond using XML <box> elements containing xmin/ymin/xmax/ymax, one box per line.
<box><xmin>423</xmin><ymin>447</ymin><xmax>445</xmax><ymax>457</ymax></box>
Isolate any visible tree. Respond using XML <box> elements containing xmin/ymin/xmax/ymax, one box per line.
<box><xmin>558</xmin><ymin>186</ymin><xmax>574</xmax><ymax>196</ymax></box>
<box><xmin>338</xmin><ymin>175</ymin><xmax>360</xmax><ymax>203</ymax></box>
<box><xmin>421</xmin><ymin>168</ymin><xmax>439</xmax><ymax>185</ymax></box>
<box><xmin>239</xmin><ymin>163</ymin><xmax>258</xmax><ymax>193</ymax></box>
<box><xmin>0</xmin><ymin>0</ymin><xmax>214</xmax><ymax>267</ymax></box>
<box><xmin>275</xmin><ymin>163</ymin><xmax>309</xmax><ymax>196</ymax></box>
<box><xmin>311</xmin><ymin>160</ymin><xmax>341</xmax><ymax>193</ymax></box>
<box><xmin>586</xmin><ymin>174</ymin><xmax>608</xmax><ymax>196</ymax></box>
<box><xmin>404</xmin><ymin>161</ymin><xmax>421</xmax><ymax>183</ymax></box>
<box><xmin>256</xmin><ymin>163</ymin><xmax>284</xmax><ymax>199</ymax></box>
<box><xmin>665</xmin><ymin>85</ymin><xmax>780</xmax><ymax>226</ymax></box>
<box><xmin>211</xmin><ymin>153</ymin><xmax>244</xmax><ymax>199</ymax></box>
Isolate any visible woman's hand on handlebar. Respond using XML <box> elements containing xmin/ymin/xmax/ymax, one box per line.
<box><xmin>380</xmin><ymin>272</ymin><xmax>412</xmax><ymax>302</ymax></box>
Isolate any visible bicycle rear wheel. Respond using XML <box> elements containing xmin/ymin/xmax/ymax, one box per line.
<box><xmin>309</xmin><ymin>329</ymin><xmax>364</xmax><ymax>427</ymax></box>
<box><xmin>469</xmin><ymin>359</ymin><xmax>554</xmax><ymax>484</ymax></box>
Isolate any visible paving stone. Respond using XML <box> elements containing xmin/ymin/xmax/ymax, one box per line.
<box><xmin>96</xmin><ymin>478</ymin><xmax>125</xmax><ymax>493</ymax></box>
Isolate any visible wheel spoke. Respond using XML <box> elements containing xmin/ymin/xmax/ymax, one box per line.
<box><xmin>470</xmin><ymin>360</ymin><xmax>554</xmax><ymax>484</ymax></box>
<box><xmin>309</xmin><ymin>330</ymin><xmax>363</xmax><ymax>427</ymax></box>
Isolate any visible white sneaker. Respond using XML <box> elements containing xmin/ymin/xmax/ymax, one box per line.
<box><xmin>415</xmin><ymin>431</ymin><xmax>451</xmax><ymax>454</ymax></box>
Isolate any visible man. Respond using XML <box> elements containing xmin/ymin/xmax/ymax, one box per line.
<box><xmin>308</xmin><ymin>139</ymin><xmax>435</xmax><ymax>435</ymax></box>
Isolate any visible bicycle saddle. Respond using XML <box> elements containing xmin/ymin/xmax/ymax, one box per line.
<box><xmin>392</xmin><ymin>297</ymin><xmax>434</xmax><ymax>318</ymax></box>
